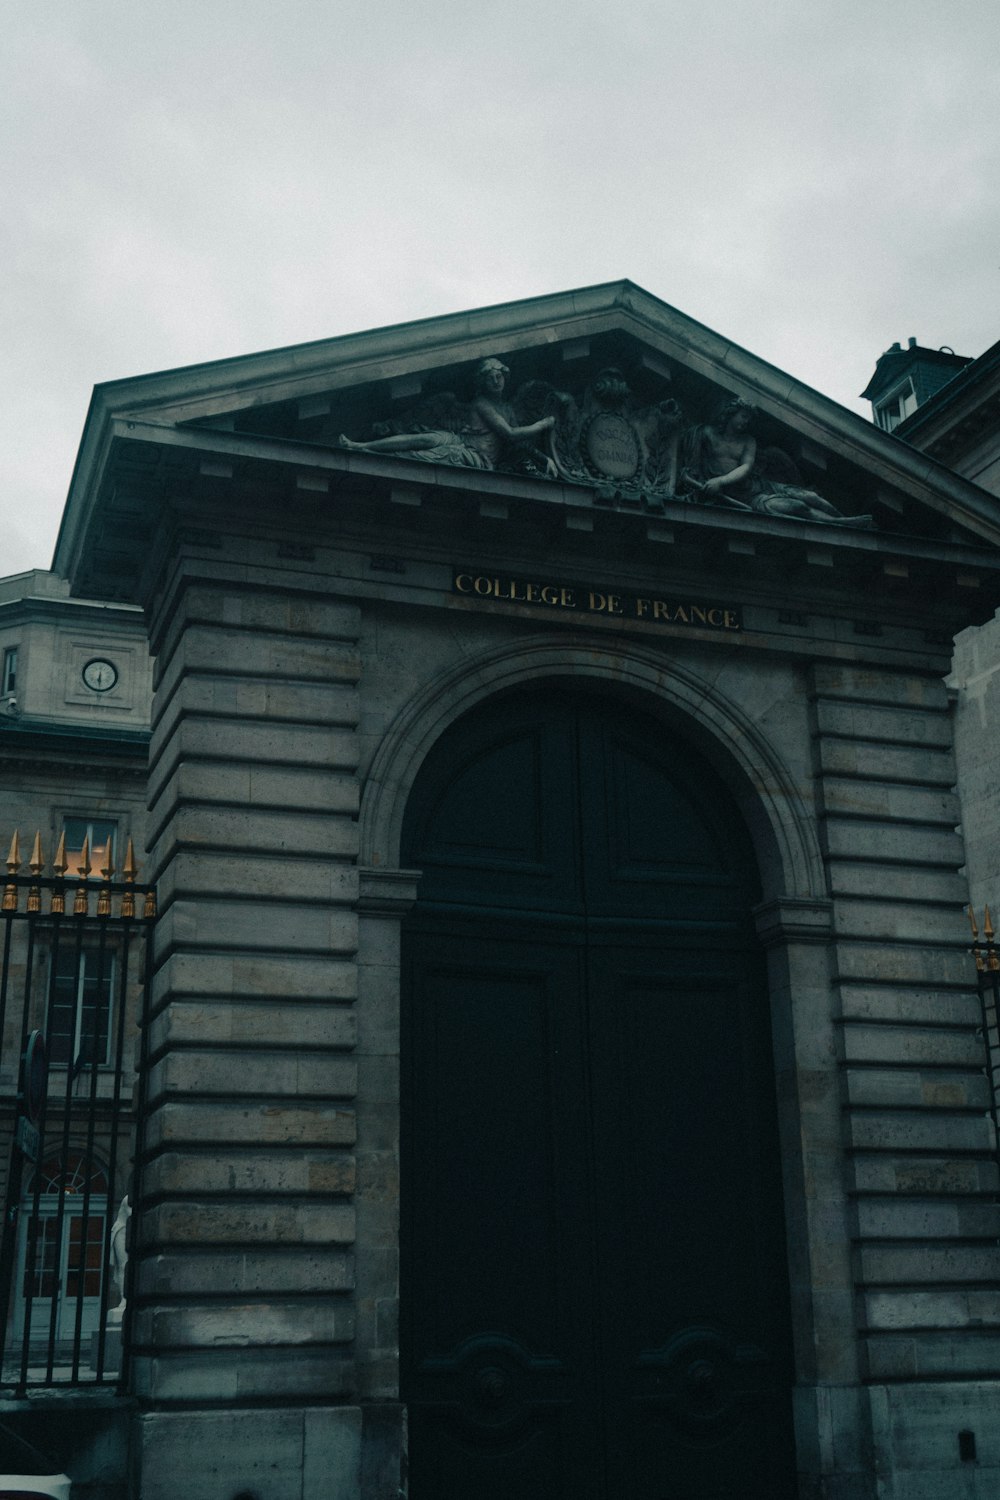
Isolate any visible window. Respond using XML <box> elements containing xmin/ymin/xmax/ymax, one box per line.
<box><xmin>17</xmin><ymin>1155</ymin><xmax>109</xmax><ymax>1340</ymax></box>
<box><xmin>63</xmin><ymin>817</ymin><xmax>116</xmax><ymax>879</ymax></box>
<box><xmin>2</xmin><ymin>645</ymin><xmax>16</xmax><ymax>696</ymax></box>
<box><xmin>48</xmin><ymin>949</ymin><xmax>115</xmax><ymax>1067</ymax></box>
<box><xmin>875</xmin><ymin>380</ymin><xmax>918</xmax><ymax>433</ymax></box>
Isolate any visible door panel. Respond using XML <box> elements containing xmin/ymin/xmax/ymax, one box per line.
<box><xmin>401</xmin><ymin>689</ymin><xmax>796</xmax><ymax>1499</ymax></box>
<box><xmin>403</xmin><ymin>931</ymin><xmax>602</xmax><ymax>1500</ymax></box>
<box><xmin>587</xmin><ymin>946</ymin><xmax>796</xmax><ymax>1498</ymax></box>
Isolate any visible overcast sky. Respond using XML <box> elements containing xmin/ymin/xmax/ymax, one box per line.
<box><xmin>2</xmin><ymin>0</ymin><xmax>997</xmax><ymax>577</ymax></box>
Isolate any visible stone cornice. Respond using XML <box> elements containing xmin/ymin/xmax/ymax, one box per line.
<box><xmin>356</xmin><ymin>866</ymin><xmax>422</xmax><ymax>917</ymax></box>
<box><xmin>753</xmin><ymin>896</ymin><xmax>834</xmax><ymax>947</ymax></box>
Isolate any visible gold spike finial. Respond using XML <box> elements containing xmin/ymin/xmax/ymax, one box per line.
<box><xmin>985</xmin><ymin>903</ymin><xmax>995</xmax><ymax>941</ymax></box>
<box><xmin>50</xmin><ymin>830</ymin><xmax>67</xmax><ymax>915</ymax></box>
<box><xmin>73</xmin><ymin>836</ymin><xmax>90</xmax><ymax>916</ymax></box>
<box><xmin>120</xmin><ymin>838</ymin><xmax>137</xmax><ymax>918</ymax></box>
<box><xmin>969</xmin><ymin>905</ymin><xmax>980</xmax><ymax>939</ymax></box>
<box><xmin>2</xmin><ymin>830</ymin><xmax>19</xmax><ymax>912</ymax></box>
<box><xmin>26</xmin><ymin>832</ymin><xmax>43</xmax><ymax>914</ymax></box>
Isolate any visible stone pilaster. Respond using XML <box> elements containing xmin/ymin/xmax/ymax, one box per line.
<box><xmin>134</xmin><ymin>566</ymin><xmax>363</xmax><ymax>1495</ymax></box>
<box><xmin>808</xmin><ymin>664</ymin><xmax>1000</xmax><ymax>1387</ymax></box>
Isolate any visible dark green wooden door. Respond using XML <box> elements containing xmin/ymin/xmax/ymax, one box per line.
<box><xmin>401</xmin><ymin>689</ymin><xmax>797</xmax><ymax>1499</ymax></box>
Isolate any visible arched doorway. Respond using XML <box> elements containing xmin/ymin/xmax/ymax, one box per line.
<box><xmin>400</xmin><ymin>685</ymin><xmax>797</xmax><ymax>1499</ymax></box>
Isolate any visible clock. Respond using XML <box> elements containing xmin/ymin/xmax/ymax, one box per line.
<box><xmin>82</xmin><ymin>658</ymin><xmax>118</xmax><ymax>693</ymax></box>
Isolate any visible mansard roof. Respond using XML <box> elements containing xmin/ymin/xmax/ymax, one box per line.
<box><xmin>54</xmin><ymin>280</ymin><xmax>1000</xmax><ymax>603</ymax></box>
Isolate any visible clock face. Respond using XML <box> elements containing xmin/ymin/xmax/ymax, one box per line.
<box><xmin>82</xmin><ymin>658</ymin><xmax>118</xmax><ymax>693</ymax></box>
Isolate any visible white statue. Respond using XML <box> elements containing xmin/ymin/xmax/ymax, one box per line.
<box><xmin>107</xmin><ymin>1194</ymin><xmax>131</xmax><ymax>1325</ymax></box>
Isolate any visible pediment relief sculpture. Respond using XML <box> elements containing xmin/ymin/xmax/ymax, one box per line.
<box><xmin>337</xmin><ymin>358</ymin><xmax>874</xmax><ymax>529</ymax></box>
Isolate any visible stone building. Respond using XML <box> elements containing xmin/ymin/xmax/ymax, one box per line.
<box><xmin>5</xmin><ymin>282</ymin><xmax>1000</xmax><ymax>1497</ymax></box>
<box><xmin>862</xmin><ymin>338</ymin><xmax>1000</xmax><ymax>930</ymax></box>
<box><xmin>0</xmin><ymin>569</ymin><xmax>151</xmax><ymax>1460</ymax></box>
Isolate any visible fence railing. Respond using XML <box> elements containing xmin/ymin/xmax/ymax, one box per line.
<box><xmin>0</xmin><ymin>831</ymin><xmax>155</xmax><ymax>1393</ymax></box>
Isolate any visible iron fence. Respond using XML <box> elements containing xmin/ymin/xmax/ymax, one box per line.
<box><xmin>967</xmin><ymin>906</ymin><xmax>1000</xmax><ymax>1167</ymax></box>
<box><xmin>0</xmin><ymin>830</ymin><xmax>155</xmax><ymax>1393</ymax></box>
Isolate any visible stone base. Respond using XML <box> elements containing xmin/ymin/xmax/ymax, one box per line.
<box><xmin>89</xmin><ymin>1327</ymin><xmax>122</xmax><ymax>1373</ymax></box>
<box><xmin>867</xmin><ymin>1382</ymin><xmax>1000</xmax><ymax>1499</ymax></box>
<box><xmin>133</xmin><ymin>1406</ymin><xmax>370</xmax><ymax>1500</ymax></box>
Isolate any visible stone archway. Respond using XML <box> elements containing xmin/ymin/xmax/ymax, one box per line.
<box><xmin>397</xmin><ymin>682</ymin><xmax>798</xmax><ymax>1498</ymax></box>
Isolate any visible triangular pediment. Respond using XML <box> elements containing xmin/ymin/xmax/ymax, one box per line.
<box><xmin>56</xmin><ymin>282</ymin><xmax>1000</xmax><ymax>596</ymax></box>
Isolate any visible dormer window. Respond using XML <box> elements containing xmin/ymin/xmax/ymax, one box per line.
<box><xmin>875</xmin><ymin>379</ymin><xmax>918</xmax><ymax>433</ymax></box>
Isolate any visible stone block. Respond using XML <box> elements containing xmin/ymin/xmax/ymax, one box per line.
<box><xmin>861</xmin><ymin>1287</ymin><xmax>1000</xmax><ymax>1329</ymax></box>
<box><xmin>857</xmin><ymin>1243</ymin><xmax>1000</xmax><ymax>1284</ymax></box>
<box><xmin>131</xmin><ymin>1347</ymin><xmax>355</xmax><ymax>1402</ymax></box>
<box><xmin>865</xmin><ymin>1331</ymin><xmax>1000</xmax><ymax>1381</ymax></box>
<box><xmin>841</xmin><ymin>1022</ymin><xmax>982</xmax><ymax>1068</ymax></box>
<box><xmin>153</xmin><ymin>896</ymin><xmax>358</xmax><ymax>957</ymax></box>
<box><xmin>150</xmin><ymin>802</ymin><xmax>360</xmax><ymax>860</ymax></box>
<box><xmin>163</xmin><ymin>621</ymin><xmax>363</xmax><ymax>681</ymax></box>
<box><xmin>819</xmin><ymin>779</ymin><xmax>959</xmax><ymax>825</ymax></box>
<box><xmin>827</xmin><ymin>862</ymin><xmax>967</xmax><ymax>904</ymax></box>
<box><xmin>144</xmin><ymin>1098</ymin><xmax>356</xmax><ymax>1149</ymax></box>
<box><xmin>360</xmin><ymin>1402</ymin><xmax>406</xmax><ymax>1500</ymax></box>
<box><xmin>156</xmin><ymin>850</ymin><xmax>358</xmax><ymax>911</ymax></box>
<box><xmin>814</xmin><ymin>699</ymin><xmax>952</xmax><ymax>748</ymax></box>
<box><xmin>151</xmin><ymin>949</ymin><xmax>358</xmax><ymax>1004</ymax></box>
<box><xmin>135</xmin><ymin>1407</ymin><xmax>305</xmax><ymax>1500</ymax></box>
<box><xmin>356</xmin><ymin>960</ymin><xmax>402</xmax><ymax>1055</ymax></box>
<box><xmin>810</xmin><ymin>664</ymin><xmax>949</xmax><ymax>710</ymax></box>
<box><xmin>144</xmin><ymin>1148</ymin><xmax>356</xmax><ymax>1197</ymax></box>
<box><xmin>848</xmin><ymin>1109</ymin><xmax>992</xmax><ymax>1153</ymax></box>
<box><xmin>150</xmin><ymin>760</ymin><xmax>360</xmax><ymax>820</ymax></box>
<box><xmin>149</xmin><ymin>997</ymin><xmax>356</xmax><ymax>1051</ymax></box>
<box><xmin>150</xmin><ymin>668</ymin><xmax>361</xmax><ymax>740</ymax></box>
<box><xmin>164</xmin><ymin>581</ymin><xmax>361</xmax><ymax>638</ymax></box>
<box><xmin>145</xmin><ymin>1198</ymin><xmax>356</xmax><ymax>1245</ymax></box>
<box><xmin>868</xmin><ymin>1379</ymin><xmax>1000</xmax><ymax>1482</ymax></box>
<box><xmin>854</xmin><ymin>1196</ymin><xmax>998</xmax><ymax>1238</ymax></box>
<box><xmin>134</xmin><ymin>1298</ymin><xmax>354</xmax><ymax>1348</ymax></box>
<box><xmin>822</xmin><ymin>820</ymin><xmax>963</xmax><ymax>867</ymax></box>
<box><xmin>304</xmin><ymin>1407</ymin><xmax>362</xmax><ymax>1500</ymax></box>
<box><xmin>147</xmin><ymin>1049</ymin><xmax>357</xmax><ymax>1101</ymax></box>
<box><xmin>148</xmin><ymin>716</ymin><xmax>359</xmax><ymax>783</ymax></box>
<box><xmin>838</xmin><ymin>986</ymin><xmax>979</xmax><ymax>1028</ymax></box>
<box><xmin>851</xmin><ymin>1155</ymin><xmax>998</xmax><ymax>1196</ymax></box>
<box><xmin>138</xmin><ymin>1246</ymin><xmax>355</xmax><ymax>1296</ymax></box>
<box><xmin>844</xmin><ymin>1067</ymin><xmax>988</xmax><ymax>1110</ymax></box>
<box><xmin>815</xmin><ymin>737</ymin><xmax>955</xmax><ymax>785</ymax></box>
<box><xmin>832</xmin><ymin>899</ymin><xmax>966</xmax><ymax>945</ymax></box>
<box><xmin>833</xmin><ymin>942</ymin><xmax>969</xmax><ymax>986</ymax></box>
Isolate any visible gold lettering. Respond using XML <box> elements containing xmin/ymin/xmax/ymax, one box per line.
<box><xmin>541</xmin><ymin>585</ymin><xmax>558</xmax><ymax>605</ymax></box>
<box><xmin>506</xmin><ymin>579</ymin><xmax>521</xmax><ymax>601</ymax></box>
<box><xmin>691</xmin><ymin>605</ymin><xmax>707</xmax><ymax>624</ymax></box>
<box><xmin>588</xmin><ymin>591</ymin><xmax>606</xmax><ymax>612</ymax></box>
<box><xmin>526</xmin><ymin>582</ymin><xmax>540</xmax><ymax>603</ymax></box>
<box><xmin>635</xmin><ymin>597</ymin><xmax>650</xmax><ymax>618</ymax></box>
<box><xmin>707</xmin><ymin>608</ymin><xmax>724</xmax><ymax>626</ymax></box>
<box><xmin>474</xmin><ymin>576</ymin><xmax>492</xmax><ymax>596</ymax></box>
<box><xmin>561</xmin><ymin>588</ymin><xmax>576</xmax><ymax>608</ymax></box>
<box><xmin>455</xmin><ymin>574</ymin><xmax>473</xmax><ymax>593</ymax></box>
<box><xmin>724</xmin><ymin>610</ymin><xmax>740</xmax><ymax>630</ymax></box>
<box><xmin>674</xmin><ymin>605</ymin><xmax>689</xmax><ymax>623</ymax></box>
<box><xmin>608</xmin><ymin>595</ymin><xmax>623</xmax><ymax>615</ymax></box>
<box><xmin>653</xmin><ymin>600</ymin><xmax>670</xmax><ymax>621</ymax></box>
